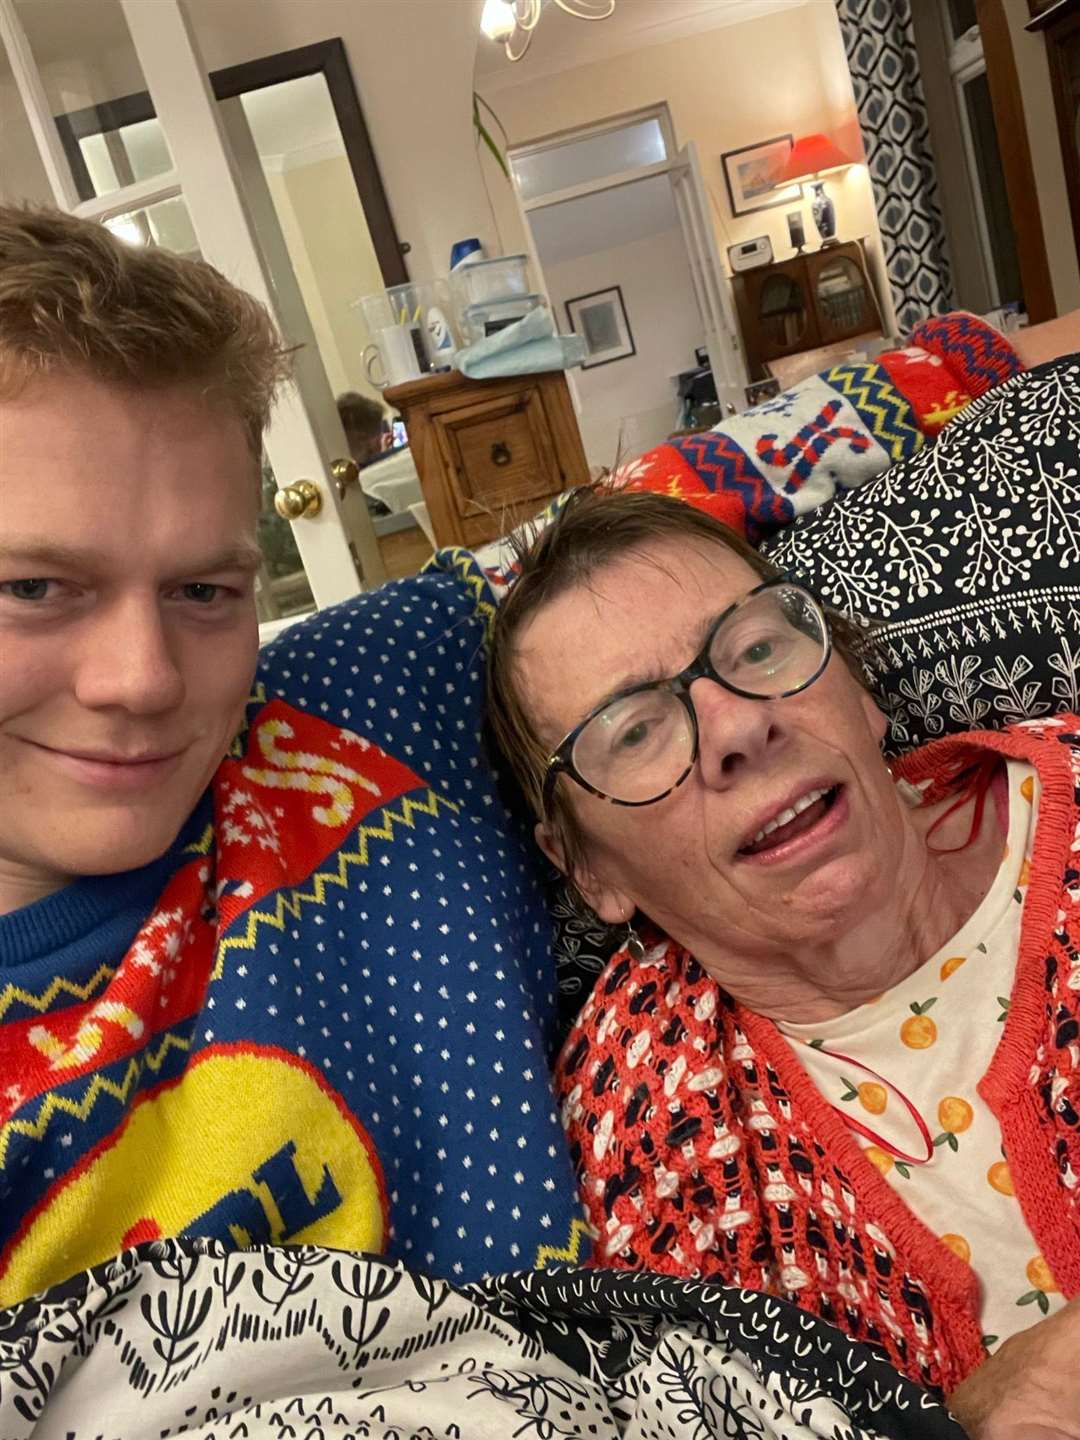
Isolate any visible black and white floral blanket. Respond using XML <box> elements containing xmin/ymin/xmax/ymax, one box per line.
<box><xmin>0</xmin><ymin>1240</ymin><xmax>964</xmax><ymax>1439</ymax></box>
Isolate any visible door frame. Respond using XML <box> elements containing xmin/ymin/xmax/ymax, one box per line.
<box><xmin>509</xmin><ymin>106</ymin><xmax>748</xmax><ymax>413</ymax></box>
<box><xmin>52</xmin><ymin>38</ymin><xmax>409</xmax><ymax>287</ymax></box>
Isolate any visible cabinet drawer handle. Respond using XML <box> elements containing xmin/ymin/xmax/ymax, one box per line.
<box><xmin>490</xmin><ymin>441</ymin><xmax>512</xmax><ymax>467</ymax></box>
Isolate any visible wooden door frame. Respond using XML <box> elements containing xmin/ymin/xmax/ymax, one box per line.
<box><xmin>53</xmin><ymin>36</ymin><xmax>408</xmax><ymax>286</ymax></box>
<box><xmin>1034</xmin><ymin>2</ymin><xmax>1080</xmax><ymax>274</ymax></box>
<box><xmin>976</xmin><ymin>0</ymin><xmax>1057</xmax><ymax>320</ymax></box>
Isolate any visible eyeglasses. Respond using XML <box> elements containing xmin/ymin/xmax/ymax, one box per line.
<box><xmin>542</xmin><ymin>579</ymin><xmax>831</xmax><ymax>810</ymax></box>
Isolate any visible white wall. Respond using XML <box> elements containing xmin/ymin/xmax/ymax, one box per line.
<box><xmin>543</xmin><ymin>225</ymin><xmax>704</xmax><ymax>466</ymax></box>
<box><xmin>185</xmin><ymin>0</ymin><xmax>494</xmax><ymax>284</ymax></box>
<box><xmin>479</xmin><ymin>1</ymin><xmax>897</xmax><ymax>334</ymax></box>
<box><xmin>265</xmin><ymin>153</ymin><xmax>386</xmax><ymax>406</ymax></box>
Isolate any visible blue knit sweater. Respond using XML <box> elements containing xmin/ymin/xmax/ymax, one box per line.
<box><xmin>0</xmin><ymin>566</ymin><xmax>586</xmax><ymax>1307</ymax></box>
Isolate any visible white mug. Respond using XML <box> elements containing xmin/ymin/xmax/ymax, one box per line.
<box><xmin>363</xmin><ymin>325</ymin><xmax>425</xmax><ymax>389</ymax></box>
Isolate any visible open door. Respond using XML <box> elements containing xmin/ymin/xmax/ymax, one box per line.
<box><xmin>0</xmin><ymin>0</ymin><xmax>387</xmax><ymax>636</ymax></box>
<box><xmin>671</xmin><ymin>140</ymin><xmax>748</xmax><ymax>415</ymax></box>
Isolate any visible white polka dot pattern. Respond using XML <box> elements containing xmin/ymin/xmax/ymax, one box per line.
<box><xmin>252</xmin><ymin>571</ymin><xmax>586</xmax><ymax>1277</ymax></box>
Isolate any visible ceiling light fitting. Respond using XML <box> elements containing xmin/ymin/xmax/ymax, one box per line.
<box><xmin>480</xmin><ymin>0</ymin><xmax>616</xmax><ymax>63</ymax></box>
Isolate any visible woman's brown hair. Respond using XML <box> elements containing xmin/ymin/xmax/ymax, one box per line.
<box><xmin>487</xmin><ymin>484</ymin><xmax>868</xmax><ymax>880</ymax></box>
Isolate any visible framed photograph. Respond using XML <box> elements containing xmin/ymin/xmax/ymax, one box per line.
<box><xmin>721</xmin><ymin>134</ymin><xmax>800</xmax><ymax>216</ymax></box>
<box><xmin>565</xmin><ymin>285</ymin><xmax>636</xmax><ymax>369</ymax></box>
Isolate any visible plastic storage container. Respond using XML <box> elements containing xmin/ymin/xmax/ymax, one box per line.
<box><xmin>451</xmin><ymin>254</ymin><xmax>530</xmax><ymax>309</ymax></box>
<box><xmin>461</xmin><ymin>293</ymin><xmax>545</xmax><ymax>344</ymax></box>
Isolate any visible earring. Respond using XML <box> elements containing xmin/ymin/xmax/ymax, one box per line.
<box><xmin>887</xmin><ymin>762</ymin><xmax>924</xmax><ymax>809</ymax></box>
<box><xmin>625</xmin><ymin>916</ymin><xmax>645</xmax><ymax>961</ymax></box>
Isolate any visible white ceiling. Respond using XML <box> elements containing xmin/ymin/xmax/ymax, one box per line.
<box><xmin>476</xmin><ymin>0</ymin><xmax>811</xmax><ymax>91</ymax></box>
<box><xmin>527</xmin><ymin>170</ymin><xmax>678</xmax><ymax>267</ymax></box>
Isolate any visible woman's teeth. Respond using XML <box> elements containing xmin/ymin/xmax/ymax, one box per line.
<box><xmin>748</xmin><ymin>786</ymin><xmax>830</xmax><ymax>846</ymax></box>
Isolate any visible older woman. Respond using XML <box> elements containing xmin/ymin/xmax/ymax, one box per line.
<box><xmin>487</xmin><ymin>486</ymin><xmax>1080</xmax><ymax>1435</ymax></box>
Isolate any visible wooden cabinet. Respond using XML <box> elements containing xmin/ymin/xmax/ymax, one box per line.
<box><xmin>384</xmin><ymin>369</ymin><xmax>589</xmax><ymax>549</ymax></box>
<box><xmin>731</xmin><ymin>240</ymin><xmax>883</xmax><ymax>377</ymax></box>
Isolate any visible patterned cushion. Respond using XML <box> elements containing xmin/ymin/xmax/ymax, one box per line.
<box><xmin>762</xmin><ymin>356</ymin><xmax>1080</xmax><ymax>750</ymax></box>
<box><xmin>615</xmin><ymin>362</ymin><xmax>924</xmax><ymax>544</ymax></box>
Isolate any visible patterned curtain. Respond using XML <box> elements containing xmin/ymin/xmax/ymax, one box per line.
<box><xmin>835</xmin><ymin>0</ymin><xmax>955</xmax><ymax>333</ymax></box>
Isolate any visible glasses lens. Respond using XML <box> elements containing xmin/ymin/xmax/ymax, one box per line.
<box><xmin>709</xmin><ymin>584</ymin><xmax>828</xmax><ymax>697</ymax></box>
<box><xmin>571</xmin><ymin>688</ymin><xmax>694</xmax><ymax>804</ymax></box>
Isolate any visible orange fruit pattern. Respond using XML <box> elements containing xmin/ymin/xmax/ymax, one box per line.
<box><xmin>900</xmin><ymin>1002</ymin><xmax>937</xmax><ymax>1049</ymax></box>
<box><xmin>937</xmin><ymin>1096</ymin><xmax>974</xmax><ymax>1134</ymax></box>
<box><xmin>939</xmin><ymin>955</ymin><xmax>966</xmax><ymax>982</ymax></box>
<box><xmin>941</xmin><ymin>1233</ymin><xmax>971</xmax><ymax>1263</ymax></box>
<box><xmin>1025</xmin><ymin>1255</ymin><xmax>1058</xmax><ymax>1293</ymax></box>
<box><xmin>857</xmin><ymin>1082</ymin><xmax>887</xmax><ymax>1115</ymax></box>
<box><xmin>987</xmin><ymin>1160</ymin><xmax>1014</xmax><ymax>1196</ymax></box>
<box><xmin>864</xmin><ymin>1146</ymin><xmax>893</xmax><ymax>1176</ymax></box>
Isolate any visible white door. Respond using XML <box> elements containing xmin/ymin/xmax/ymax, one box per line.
<box><xmin>671</xmin><ymin>141</ymin><xmax>748</xmax><ymax>415</ymax></box>
<box><xmin>0</xmin><ymin>0</ymin><xmax>386</xmax><ymax>634</ymax></box>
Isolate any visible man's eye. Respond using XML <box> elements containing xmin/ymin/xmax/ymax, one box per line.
<box><xmin>4</xmin><ymin>579</ymin><xmax>52</xmax><ymax>601</ymax></box>
<box><xmin>181</xmin><ymin>582</ymin><xmax>221</xmax><ymax>604</ymax></box>
<box><xmin>743</xmin><ymin>640</ymin><xmax>774</xmax><ymax>664</ymax></box>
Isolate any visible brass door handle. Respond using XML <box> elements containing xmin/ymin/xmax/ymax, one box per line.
<box><xmin>491</xmin><ymin>441</ymin><xmax>512</xmax><ymax>467</ymax></box>
<box><xmin>331</xmin><ymin>457</ymin><xmax>360</xmax><ymax>499</ymax></box>
<box><xmin>273</xmin><ymin>479</ymin><xmax>322</xmax><ymax>521</ymax></box>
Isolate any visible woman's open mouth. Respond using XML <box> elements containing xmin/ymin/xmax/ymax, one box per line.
<box><xmin>736</xmin><ymin>784</ymin><xmax>844</xmax><ymax>862</ymax></box>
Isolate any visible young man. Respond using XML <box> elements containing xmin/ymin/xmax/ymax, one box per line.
<box><xmin>0</xmin><ymin>206</ymin><xmax>583</xmax><ymax>1307</ymax></box>
<box><xmin>337</xmin><ymin>389</ymin><xmax>392</xmax><ymax>467</ymax></box>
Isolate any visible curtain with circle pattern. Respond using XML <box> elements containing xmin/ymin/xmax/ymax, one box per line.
<box><xmin>835</xmin><ymin>0</ymin><xmax>956</xmax><ymax>332</ymax></box>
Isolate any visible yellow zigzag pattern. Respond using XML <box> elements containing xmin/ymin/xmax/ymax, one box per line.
<box><xmin>825</xmin><ymin>365</ymin><xmax>922</xmax><ymax>463</ymax></box>
<box><xmin>183</xmin><ymin>822</ymin><xmax>215</xmax><ymax>857</ymax></box>
<box><xmin>0</xmin><ymin>964</ymin><xmax>116</xmax><ymax>1024</ymax></box>
<box><xmin>0</xmin><ymin>1030</ymin><xmax>191</xmax><ymax>1170</ymax></box>
<box><xmin>213</xmin><ymin>787</ymin><xmax>456</xmax><ymax>980</ymax></box>
<box><xmin>534</xmin><ymin>1216</ymin><xmax>592</xmax><ymax>1268</ymax></box>
<box><xmin>422</xmin><ymin>547</ymin><xmax>497</xmax><ymax>640</ymax></box>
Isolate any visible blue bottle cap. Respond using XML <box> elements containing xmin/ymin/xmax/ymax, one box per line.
<box><xmin>450</xmin><ymin>237</ymin><xmax>483</xmax><ymax>270</ymax></box>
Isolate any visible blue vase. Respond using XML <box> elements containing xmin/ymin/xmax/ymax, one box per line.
<box><xmin>810</xmin><ymin>181</ymin><xmax>836</xmax><ymax>242</ymax></box>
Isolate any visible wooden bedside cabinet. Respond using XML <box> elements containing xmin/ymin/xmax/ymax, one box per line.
<box><xmin>731</xmin><ymin>239</ymin><xmax>884</xmax><ymax>378</ymax></box>
<box><xmin>384</xmin><ymin>369</ymin><xmax>589</xmax><ymax>549</ymax></box>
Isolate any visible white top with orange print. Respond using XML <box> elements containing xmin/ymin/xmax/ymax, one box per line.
<box><xmin>779</xmin><ymin>760</ymin><xmax>1062</xmax><ymax>1353</ymax></box>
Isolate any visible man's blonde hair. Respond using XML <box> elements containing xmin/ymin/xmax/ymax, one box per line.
<box><xmin>0</xmin><ymin>205</ymin><xmax>290</xmax><ymax>453</ymax></box>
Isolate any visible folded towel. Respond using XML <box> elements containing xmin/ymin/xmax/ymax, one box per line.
<box><xmin>455</xmin><ymin>306</ymin><xmax>587</xmax><ymax>378</ymax></box>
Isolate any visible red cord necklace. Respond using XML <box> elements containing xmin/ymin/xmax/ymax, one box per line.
<box><xmin>812</xmin><ymin>1043</ymin><xmax>935</xmax><ymax>1165</ymax></box>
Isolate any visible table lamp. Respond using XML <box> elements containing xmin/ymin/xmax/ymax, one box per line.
<box><xmin>777</xmin><ymin>134</ymin><xmax>853</xmax><ymax>246</ymax></box>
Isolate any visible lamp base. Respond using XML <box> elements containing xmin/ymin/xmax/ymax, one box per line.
<box><xmin>810</xmin><ymin>180</ymin><xmax>837</xmax><ymax>244</ymax></box>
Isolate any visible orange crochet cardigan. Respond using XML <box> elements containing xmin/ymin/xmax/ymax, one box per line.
<box><xmin>554</xmin><ymin>716</ymin><xmax>1080</xmax><ymax>1394</ymax></box>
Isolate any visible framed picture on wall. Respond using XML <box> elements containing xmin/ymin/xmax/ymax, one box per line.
<box><xmin>565</xmin><ymin>285</ymin><xmax>636</xmax><ymax>368</ymax></box>
<box><xmin>720</xmin><ymin>134</ymin><xmax>800</xmax><ymax>216</ymax></box>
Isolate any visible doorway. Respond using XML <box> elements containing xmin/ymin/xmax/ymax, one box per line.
<box><xmin>509</xmin><ymin>105</ymin><xmax>747</xmax><ymax>468</ymax></box>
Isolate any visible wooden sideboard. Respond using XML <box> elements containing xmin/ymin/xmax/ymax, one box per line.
<box><xmin>385</xmin><ymin>369</ymin><xmax>589</xmax><ymax>550</ymax></box>
<box><xmin>731</xmin><ymin>240</ymin><xmax>884</xmax><ymax>378</ymax></box>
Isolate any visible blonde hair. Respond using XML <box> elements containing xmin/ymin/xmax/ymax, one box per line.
<box><xmin>0</xmin><ymin>205</ymin><xmax>291</xmax><ymax>453</ymax></box>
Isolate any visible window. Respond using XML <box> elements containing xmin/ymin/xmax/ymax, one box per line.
<box><xmin>509</xmin><ymin>106</ymin><xmax>674</xmax><ymax>204</ymax></box>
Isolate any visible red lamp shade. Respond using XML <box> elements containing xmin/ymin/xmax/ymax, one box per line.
<box><xmin>777</xmin><ymin>133</ymin><xmax>853</xmax><ymax>183</ymax></box>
